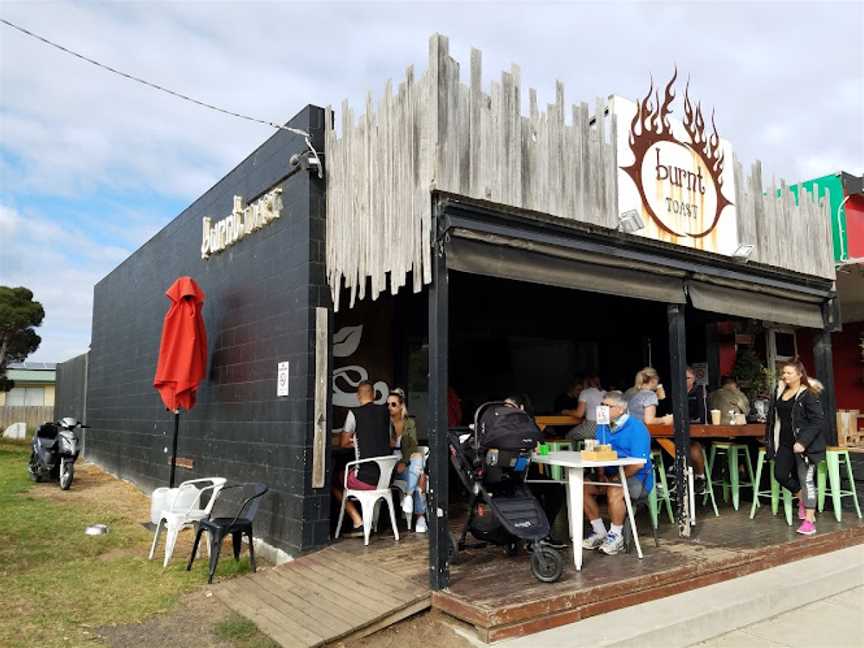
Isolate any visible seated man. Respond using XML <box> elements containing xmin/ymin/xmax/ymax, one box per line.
<box><xmin>332</xmin><ymin>381</ymin><xmax>391</xmax><ymax>537</ymax></box>
<box><xmin>708</xmin><ymin>375</ymin><xmax>750</xmax><ymax>424</ymax></box>
<box><xmin>582</xmin><ymin>391</ymin><xmax>654</xmax><ymax>556</ymax></box>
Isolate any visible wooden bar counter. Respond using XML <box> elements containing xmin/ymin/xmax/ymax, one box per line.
<box><xmin>648</xmin><ymin>423</ymin><xmax>764</xmax><ymax>438</ymax></box>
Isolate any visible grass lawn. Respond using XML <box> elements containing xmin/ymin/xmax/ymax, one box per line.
<box><xmin>0</xmin><ymin>439</ymin><xmax>263</xmax><ymax>648</ymax></box>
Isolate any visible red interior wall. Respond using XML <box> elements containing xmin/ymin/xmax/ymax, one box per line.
<box><xmin>846</xmin><ymin>195</ymin><xmax>864</xmax><ymax>259</ymax></box>
<box><xmin>833</xmin><ymin>322</ymin><xmax>864</xmax><ymax>410</ymax></box>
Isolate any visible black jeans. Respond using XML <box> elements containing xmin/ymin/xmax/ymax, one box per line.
<box><xmin>773</xmin><ymin>445</ymin><xmax>817</xmax><ymax>508</ymax></box>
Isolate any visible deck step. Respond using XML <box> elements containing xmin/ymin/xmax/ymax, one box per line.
<box><xmin>494</xmin><ymin>544</ymin><xmax>864</xmax><ymax>647</ymax></box>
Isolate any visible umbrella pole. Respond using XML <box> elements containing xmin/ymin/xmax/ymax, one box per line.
<box><xmin>169</xmin><ymin>410</ymin><xmax>180</xmax><ymax>488</ymax></box>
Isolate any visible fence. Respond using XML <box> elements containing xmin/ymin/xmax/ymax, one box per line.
<box><xmin>0</xmin><ymin>406</ymin><xmax>55</xmax><ymax>434</ymax></box>
<box><xmin>325</xmin><ymin>33</ymin><xmax>835</xmax><ymax>311</ymax></box>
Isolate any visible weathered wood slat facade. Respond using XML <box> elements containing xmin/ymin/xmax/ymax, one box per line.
<box><xmin>325</xmin><ymin>34</ymin><xmax>834</xmax><ymax>309</ymax></box>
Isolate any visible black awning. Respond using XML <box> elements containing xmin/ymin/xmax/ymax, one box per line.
<box><xmin>687</xmin><ymin>281</ymin><xmax>825</xmax><ymax>329</ymax></box>
<box><xmin>447</xmin><ymin>233</ymin><xmax>687</xmax><ymax>303</ymax></box>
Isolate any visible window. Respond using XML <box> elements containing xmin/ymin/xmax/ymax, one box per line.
<box><xmin>6</xmin><ymin>387</ymin><xmax>46</xmax><ymax>406</ymax></box>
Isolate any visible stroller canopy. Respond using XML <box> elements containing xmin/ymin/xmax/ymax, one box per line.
<box><xmin>477</xmin><ymin>404</ymin><xmax>543</xmax><ymax>451</ymax></box>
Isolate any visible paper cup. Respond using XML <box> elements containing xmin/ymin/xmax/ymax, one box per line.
<box><xmin>710</xmin><ymin>409</ymin><xmax>721</xmax><ymax>425</ymax></box>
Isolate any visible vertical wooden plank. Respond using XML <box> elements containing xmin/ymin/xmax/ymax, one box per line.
<box><xmin>312</xmin><ymin>306</ymin><xmax>329</xmax><ymax>489</ymax></box>
<box><xmin>469</xmin><ymin>48</ymin><xmax>482</xmax><ymax>198</ymax></box>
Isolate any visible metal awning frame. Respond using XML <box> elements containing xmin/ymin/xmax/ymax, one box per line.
<box><xmin>435</xmin><ymin>192</ymin><xmax>835</xmax><ymax>303</ymax></box>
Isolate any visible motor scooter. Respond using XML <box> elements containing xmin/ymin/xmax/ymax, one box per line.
<box><xmin>28</xmin><ymin>418</ymin><xmax>88</xmax><ymax>490</ymax></box>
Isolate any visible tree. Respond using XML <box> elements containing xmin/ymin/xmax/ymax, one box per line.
<box><xmin>0</xmin><ymin>286</ymin><xmax>45</xmax><ymax>392</ymax></box>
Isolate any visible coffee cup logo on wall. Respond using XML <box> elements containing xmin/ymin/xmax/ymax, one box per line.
<box><xmin>614</xmin><ymin>71</ymin><xmax>738</xmax><ymax>254</ymax></box>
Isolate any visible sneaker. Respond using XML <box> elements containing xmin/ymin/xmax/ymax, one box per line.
<box><xmin>414</xmin><ymin>516</ymin><xmax>427</xmax><ymax>533</ymax></box>
<box><xmin>599</xmin><ymin>531</ymin><xmax>624</xmax><ymax>555</ymax></box>
<box><xmin>582</xmin><ymin>532</ymin><xmax>607</xmax><ymax>550</ymax></box>
<box><xmin>796</xmin><ymin>520</ymin><xmax>816</xmax><ymax>536</ymax></box>
<box><xmin>798</xmin><ymin>500</ymin><xmax>807</xmax><ymax>521</ymax></box>
<box><xmin>694</xmin><ymin>476</ymin><xmax>707</xmax><ymax>496</ymax></box>
<box><xmin>401</xmin><ymin>493</ymin><xmax>414</xmax><ymax>515</ymax></box>
<box><xmin>343</xmin><ymin>525</ymin><xmax>365</xmax><ymax>538</ymax></box>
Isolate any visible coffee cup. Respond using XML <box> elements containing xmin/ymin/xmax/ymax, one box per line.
<box><xmin>655</xmin><ymin>384</ymin><xmax>666</xmax><ymax>400</ymax></box>
<box><xmin>734</xmin><ymin>413</ymin><xmax>747</xmax><ymax>425</ymax></box>
<box><xmin>710</xmin><ymin>409</ymin><xmax>721</xmax><ymax>425</ymax></box>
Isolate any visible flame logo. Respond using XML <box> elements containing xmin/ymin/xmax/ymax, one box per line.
<box><xmin>620</xmin><ymin>70</ymin><xmax>733</xmax><ymax>239</ymax></box>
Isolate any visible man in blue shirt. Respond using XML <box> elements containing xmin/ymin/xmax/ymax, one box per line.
<box><xmin>583</xmin><ymin>391</ymin><xmax>653</xmax><ymax>555</ymax></box>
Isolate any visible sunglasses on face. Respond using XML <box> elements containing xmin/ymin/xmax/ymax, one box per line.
<box><xmin>387</xmin><ymin>402</ymin><xmax>400</xmax><ymax>408</ymax></box>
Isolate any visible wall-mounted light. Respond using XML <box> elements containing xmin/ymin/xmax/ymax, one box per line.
<box><xmin>617</xmin><ymin>209</ymin><xmax>645</xmax><ymax>234</ymax></box>
<box><xmin>732</xmin><ymin>244</ymin><xmax>755</xmax><ymax>262</ymax></box>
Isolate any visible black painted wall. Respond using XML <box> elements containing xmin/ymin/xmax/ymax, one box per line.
<box><xmin>86</xmin><ymin>106</ymin><xmax>330</xmax><ymax>555</ymax></box>
<box><xmin>55</xmin><ymin>352</ymin><xmax>88</xmax><ymax>424</ymax></box>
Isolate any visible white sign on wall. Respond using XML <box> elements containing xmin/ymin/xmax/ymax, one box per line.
<box><xmin>611</xmin><ymin>73</ymin><xmax>739</xmax><ymax>256</ymax></box>
<box><xmin>277</xmin><ymin>361</ymin><xmax>290</xmax><ymax>397</ymax></box>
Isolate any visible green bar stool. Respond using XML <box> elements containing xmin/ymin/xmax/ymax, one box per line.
<box><xmin>816</xmin><ymin>447</ymin><xmax>863</xmax><ymax>522</ymax></box>
<box><xmin>547</xmin><ymin>441</ymin><xmax>572</xmax><ymax>481</ymax></box>
<box><xmin>648</xmin><ymin>449</ymin><xmax>674</xmax><ymax>529</ymax></box>
<box><xmin>749</xmin><ymin>446</ymin><xmax>793</xmax><ymax>526</ymax></box>
<box><xmin>706</xmin><ymin>441</ymin><xmax>756</xmax><ymax>511</ymax></box>
<box><xmin>699</xmin><ymin>445</ymin><xmax>720</xmax><ymax>517</ymax></box>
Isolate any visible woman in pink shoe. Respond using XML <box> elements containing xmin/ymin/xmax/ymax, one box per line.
<box><xmin>765</xmin><ymin>358</ymin><xmax>826</xmax><ymax>535</ymax></box>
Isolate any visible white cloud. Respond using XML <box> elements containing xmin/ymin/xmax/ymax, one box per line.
<box><xmin>0</xmin><ymin>204</ymin><xmax>131</xmax><ymax>363</ymax></box>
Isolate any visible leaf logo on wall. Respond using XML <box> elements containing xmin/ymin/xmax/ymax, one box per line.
<box><xmin>332</xmin><ymin>325</ymin><xmax>389</xmax><ymax>411</ymax></box>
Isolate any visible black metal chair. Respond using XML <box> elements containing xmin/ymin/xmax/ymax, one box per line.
<box><xmin>186</xmin><ymin>482</ymin><xmax>268</xmax><ymax>583</ymax></box>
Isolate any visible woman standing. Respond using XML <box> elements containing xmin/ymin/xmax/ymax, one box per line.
<box><xmin>387</xmin><ymin>388</ymin><xmax>428</xmax><ymax>533</ymax></box>
<box><xmin>766</xmin><ymin>359</ymin><xmax>826</xmax><ymax>535</ymax></box>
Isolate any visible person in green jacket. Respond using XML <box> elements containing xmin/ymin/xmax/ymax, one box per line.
<box><xmin>708</xmin><ymin>376</ymin><xmax>750</xmax><ymax>424</ymax></box>
<box><xmin>387</xmin><ymin>388</ymin><xmax>427</xmax><ymax>533</ymax></box>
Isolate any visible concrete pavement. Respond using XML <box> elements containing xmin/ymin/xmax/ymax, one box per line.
<box><xmin>694</xmin><ymin>586</ymin><xmax>863</xmax><ymax>647</ymax></box>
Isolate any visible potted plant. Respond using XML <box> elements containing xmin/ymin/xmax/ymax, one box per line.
<box><xmin>732</xmin><ymin>348</ymin><xmax>770</xmax><ymax>404</ymax></box>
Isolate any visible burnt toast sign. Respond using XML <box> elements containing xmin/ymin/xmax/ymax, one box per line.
<box><xmin>614</xmin><ymin>71</ymin><xmax>738</xmax><ymax>254</ymax></box>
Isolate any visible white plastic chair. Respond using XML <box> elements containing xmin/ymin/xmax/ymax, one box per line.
<box><xmin>335</xmin><ymin>455</ymin><xmax>400</xmax><ymax>546</ymax></box>
<box><xmin>149</xmin><ymin>477</ymin><xmax>227</xmax><ymax>567</ymax></box>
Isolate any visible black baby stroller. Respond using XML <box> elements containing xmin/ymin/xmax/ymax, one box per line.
<box><xmin>448</xmin><ymin>401</ymin><xmax>564</xmax><ymax>583</ymax></box>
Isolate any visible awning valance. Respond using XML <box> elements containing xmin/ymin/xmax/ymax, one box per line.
<box><xmin>447</xmin><ymin>234</ymin><xmax>687</xmax><ymax>304</ymax></box>
<box><xmin>687</xmin><ymin>281</ymin><xmax>825</xmax><ymax>329</ymax></box>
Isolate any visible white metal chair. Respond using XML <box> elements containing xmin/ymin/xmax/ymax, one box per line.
<box><xmin>335</xmin><ymin>455</ymin><xmax>400</xmax><ymax>546</ymax></box>
<box><xmin>149</xmin><ymin>477</ymin><xmax>227</xmax><ymax>567</ymax></box>
<box><xmin>391</xmin><ymin>445</ymin><xmax>430</xmax><ymax>530</ymax></box>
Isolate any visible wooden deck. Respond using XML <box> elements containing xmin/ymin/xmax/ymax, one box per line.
<box><xmin>214</xmin><ymin>531</ymin><xmax>430</xmax><ymax>647</ymax></box>
<box><xmin>215</xmin><ymin>504</ymin><xmax>864</xmax><ymax>646</ymax></box>
<box><xmin>435</xmin><ymin>508</ymin><xmax>864</xmax><ymax>642</ymax></box>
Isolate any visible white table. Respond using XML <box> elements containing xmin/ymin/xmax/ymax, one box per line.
<box><xmin>531</xmin><ymin>450</ymin><xmax>647</xmax><ymax>570</ymax></box>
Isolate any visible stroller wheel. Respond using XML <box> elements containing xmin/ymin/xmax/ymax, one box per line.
<box><xmin>530</xmin><ymin>545</ymin><xmax>563</xmax><ymax>583</ymax></box>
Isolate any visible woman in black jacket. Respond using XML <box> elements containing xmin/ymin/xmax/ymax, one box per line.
<box><xmin>765</xmin><ymin>358</ymin><xmax>826</xmax><ymax>536</ymax></box>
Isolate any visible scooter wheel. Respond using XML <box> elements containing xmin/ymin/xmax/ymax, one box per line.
<box><xmin>60</xmin><ymin>463</ymin><xmax>74</xmax><ymax>490</ymax></box>
<box><xmin>28</xmin><ymin>454</ymin><xmax>41</xmax><ymax>482</ymax></box>
<box><xmin>530</xmin><ymin>546</ymin><xmax>563</xmax><ymax>583</ymax></box>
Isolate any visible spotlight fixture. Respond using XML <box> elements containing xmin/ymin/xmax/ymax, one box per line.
<box><xmin>731</xmin><ymin>244</ymin><xmax>755</xmax><ymax>262</ymax></box>
<box><xmin>617</xmin><ymin>209</ymin><xmax>645</xmax><ymax>234</ymax></box>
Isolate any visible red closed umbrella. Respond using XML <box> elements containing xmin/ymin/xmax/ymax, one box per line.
<box><xmin>153</xmin><ymin>276</ymin><xmax>207</xmax><ymax>486</ymax></box>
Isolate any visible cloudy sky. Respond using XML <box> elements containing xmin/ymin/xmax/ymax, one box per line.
<box><xmin>1</xmin><ymin>1</ymin><xmax>862</xmax><ymax>363</ymax></box>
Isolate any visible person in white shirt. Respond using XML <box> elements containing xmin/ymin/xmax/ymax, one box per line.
<box><xmin>566</xmin><ymin>375</ymin><xmax>606</xmax><ymax>441</ymax></box>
